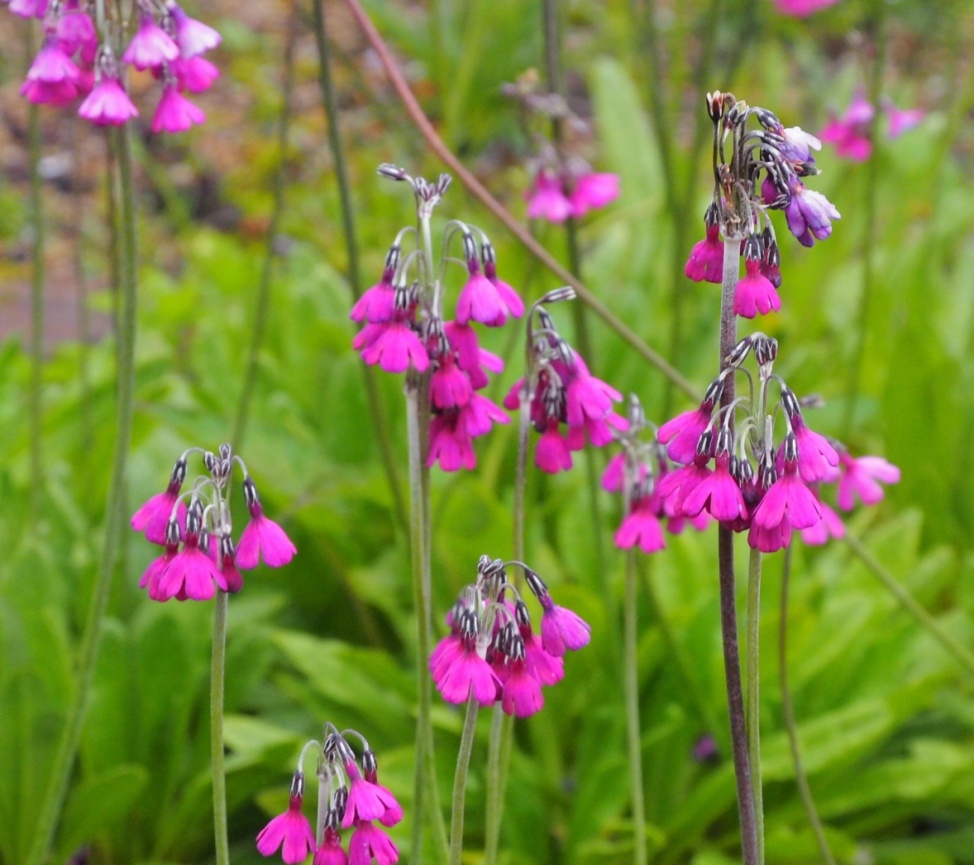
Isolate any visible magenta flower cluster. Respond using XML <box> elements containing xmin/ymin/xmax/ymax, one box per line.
<box><xmin>602</xmin><ymin>396</ymin><xmax>710</xmax><ymax>555</ymax></box>
<box><xmin>526</xmin><ymin>169</ymin><xmax>619</xmax><ymax>223</ymax></box>
<box><xmin>655</xmin><ymin>334</ymin><xmax>899</xmax><ymax>553</ymax></box>
<box><xmin>14</xmin><ymin>0</ymin><xmax>219</xmax><ymax>131</ymax></box>
<box><xmin>820</xmin><ymin>91</ymin><xmax>925</xmax><ymax>162</ymax></box>
<box><xmin>257</xmin><ymin>730</ymin><xmax>402</xmax><ymax>865</ymax></box>
<box><xmin>351</xmin><ymin>168</ymin><xmax>522</xmax><ymax>472</ymax></box>
<box><xmin>430</xmin><ymin>556</ymin><xmax>590</xmax><ymax>718</ymax></box>
<box><xmin>131</xmin><ymin>444</ymin><xmax>296</xmax><ymax>601</ymax></box>
<box><xmin>685</xmin><ymin>92</ymin><xmax>841</xmax><ymax>317</ymax></box>
<box><xmin>505</xmin><ymin>293</ymin><xmax>627</xmax><ymax>473</ymax></box>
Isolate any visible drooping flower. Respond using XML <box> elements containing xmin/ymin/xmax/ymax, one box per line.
<box><xmin>78</xmin><ymin>76</ymin><xmax>139</xmax><ymax>125</ymax></box>
<box><xmin>569</xmin><ymin>172</ymin><xmax>620</xmax><ymax>218</ymax></box>
<box><xmin>170</xmin><ymin>55</ymin><xmax>220</xmax><ymax>93</ymax></box>
<box><xmin>314</xmin><ymin>827</ymin><xmax>349</xmax><ymax>865</ymax></box>
<box><xmin>342</xmin><ymin>761</ymin><xmax>403</xmax><ymax>828</ymax></box>
<box><xmin>131</xmin><ymin>459</ymin><xmax>188</xmax><ymax>544</ymax></box>
<box><xmin>257</xmin><ymin>789</ymin><xmax>316</xmax><ymax>864</ymax></box>
<box><xmin>657</xmin><ymin>382</ymin><xmax>721</xmax><ymax>464</ymax></box>
<box><xmin>800</xmin><ymin>498</ymin><xmax>845</xmax><ymax>545</ymax></box>
<box><xmin>732</xmin><ymin>256</ymin><xmax>781</xmax><ymax>319</ymax></box>
<box><xmin>348</xmin><ymin>821</ymin><xmax>399</xmax><ymax>865</ymax></box>
<box><xmin>681</xmin><ymin>434</ymin><xmax>747</xmax><ymax>523</ymax></box>
<box><xmin>499</xmin><ymin>656</ymin><xmax>544</xmax><ymax>718</ymax></box>
<box><xmin>526</xmin><ymin>169</ymin><xmax>573</xmax><ymax>222</ymax></box>
<box><xmin>685</xmin><ymin>214</ymin><xmax>724</xmax><ymax>284</ymax></box>
<box><xmin>151</xmin><ymin>85</ymin><xmax>206</xmax><ymax>134</ymax></box>
<box><xmin>749</xmin><ymin>443</ymin><xmax>822</xmax><ymax>552</ymax></box>
<box><xmin>123</xmin><ymin>14</ymin><xmax>180</xmax><ymax>71</ymax></box>
<box><xmin>820</xmin><ymin>92</ymin><xmax>874</xmax><ymax>162</ymax></box>
<box><xmin>784</xmin><ymin>177</ymin><xmax>841</xmax><ymax>247</ymax></box>
<box><xmin>772</xmin><ymin>0</ymin><xmax>842</xmax><ymax>17</ymax></box>
<box><xmin>836</xmin><ymin>453</ymin><xmax>900</xmax><ymax>510</ymax></box>
<box><xmin>614</xmin><ymin>493</ymin><xmax>666</xmax><ymax>554</ymax></box>
<box><xmin>354</xmin><ymin>316</ymin><xmax>429</xmax><ymax>374</ymax></box>
<box><xmin>236</xmin><ymin>478</ymin><xmax>297</xmax><ymax>569</ymax></box>
<box><xmin>168</xmin><ymin>2</ymin><xmax>222</xmax><ymax>58</ymax></box>
<box><xmin>882</xmin><ymin>99</ymin><xmax>924</xmax><ymax>139</ymax></box>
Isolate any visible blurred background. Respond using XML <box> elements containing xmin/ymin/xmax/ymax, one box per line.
<box><xmin>1</xmin><ymin>0</ymin><xmax>973</xmax><ymax>863</ymax></box>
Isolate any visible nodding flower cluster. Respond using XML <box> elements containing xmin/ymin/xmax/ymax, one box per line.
<box><xmin>602</xmin><ymin>396</ymin><xmax>711</xmax><ymax>555</ymax></box>
<box><xmin>351</xmin><ymin>166</ymin><xmax>522</xmax><ymax>472</ymax></box>
<box><xmin>504</xmin><ymin>290</ymin><xmax>626</xmax><ymax>474</ymax></box>
<box><xmin>685</xmin><ymin>91</ymin><xmax>841</xmax><ymax>318</ymax></box>
<box><xmin>131</xmin><ymin>443</ymin><xmax>296</xmax><ymax>601</ymax></box>
<box><xmin>820</xmin><ymin>90</ymin><xmax>925</xmax><ymax>163</ymax></box>
<box><xmin>656</xmin><ymin>334</ymin><xmax>899</xmax><ymax>553</ymax></box>
<box><xmin>431</xmin><ymin>555</ymin><xmax>591</xmax><ymax>718</ymax></box>
<box><xmin>257</xmin><ymin>728</ymin><xmax>402</xmax><ymax>865</ymax></box>
<box><xmin>501</xmin><ymin>74</ymin><xmax>620</xmax><ymax>223</ymax></box>
<box><xmin>15</xmin><ymin>0</ymin><xmax>219</xmax><ymax>131</ymax></box>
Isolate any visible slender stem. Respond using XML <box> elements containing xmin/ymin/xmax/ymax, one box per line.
<box><xmin>717</xmin><ymin>236</ymin><xmax>759</xmax><ymax>865</ymax></box>
<box><xmin>624</xmin><ymin>549</ymin><xmax>648</xmax><ymax>865</ymax></box>
<box><xmin>26</xmin><ymin>121</ymin><xmax>139</xmax><ymax>865</ymax></box>
<box><xmin>449</xmin><ymin>695</ymin><xmax>480</xmax><ymax>865</ymax></box>
<box><xmin>310</xmin><ymin>0</ymin><xmax>407</xmax><ymax>530</ymax></box>
<box><xmin>745</xmin><ymin>547</ymin><xmax>764</xmax><ymax>865</ymax></box>
<box><xmin>844</xmin><ymin>532</ymin><xmax>974</xmax><ymax>676</ymax></box>
<box><xmin>27</xmin><ymin>57</ymin><xmax>44</xmax><ymax>518</ymax></box>
<box><xmin>210</xmin><ymin>591</ymin><xmax>230</xmax><ymax>865</ymax></box>
<box><xmin>843</xmin><ymin>0</ymin><xmax>888</xmax><ymax>436</ymax></box>
<box><xmin>779</xmin><ymin>546</ymin><xmax>837</xmax><ymax>865</ymax></box>
<box><xmin>406</xmin><ymin>383</ymin><xmax>449</xmax><ymax>864</ymax></box>
<box><xmin>233</xmin><ymin>3</ymin><xmax>297</xmax><ymax>448</ymax></box>
<box><xmin>316</xmin><ymin>770</ymin><xmax>328</xmax><ymax>848</ymax></box>
<box><xmin>341</xmin><ymin>0</ymin><xmax>698</xmax><ymax>401</ymax></box>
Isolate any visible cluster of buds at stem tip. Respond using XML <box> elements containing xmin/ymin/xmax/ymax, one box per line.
<box><xmin>431</xmin><ymin>554</ymin><xmax>591</xmax><ymax>717</ymax></box>
<box><xmin>503</xmin><ymin>290</ymin><xmax>627</xmax><ymax>473</ymax></box>
<box><xmin>131</xmin><ymin>443</ymin><xmax>296</xmax><ymax>601</ymax></box>
<box><xmin>602</xmin><ymin>394</ymin><xmax>712</xmax><ymax>555</ymax></box>
<box><xmin>14</xmin><ymin>0</ymin><xmax>220</xmax><ymax>131</ymax></box>
<box><xmin>352</xmin><ymin>166</ymin><xmax>526</xmax><ymax>471</ymax></box>
<box><xmin>257</xmin><ymin>726</ymin><xmax>402</xmax><ymax>865</ymax></box>
<box><xmin>655</xmin><ymin>335</ymin><xmax>900</xmax><ymax>552</ymax></box>
<box><xmin>685</xmin><ymin>91</ymin><xmax>841</xmax><ymax>317</ymax></box>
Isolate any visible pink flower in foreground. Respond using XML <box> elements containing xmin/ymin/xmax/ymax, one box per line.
<box><xmin>170</xmin><ymin>55</ymin><xmax>220</xmax><ymax>93</ymax></box>
<box><xmin>772</xmin><ymin>0</ymin><xmax>842</xmax><ymax>17</ymax></box>
<box><xmin>257</xmin><ymin>794</ymin><xmax>316</xmax><ymax>864</ymax></box>
<box><xmin>569</xmin><ymin>172</ymin><xmax>619</xmax><ymax>218</ymax></box>
<box><xmin>733</xmin><ymin>257</ymin><xmax>781</xmax><ymax>318</ymax></box>
<box><xmin>749</xmin><ymin>449</ymin><xmax>821</xmax><ymax>552</ymax></box>
<box><xmin>78</xmin><ymin>77</ymin><xmax>139</xmax><ymax>126</ymax></box>
<box><xmin>537</xmin><ymin>594</ymin><xmax>591</xmax><ymax>658</ymax></box>
<box><xmin>151</xmin><ymin>85</ymin><xmax>206</xmax><ymax>133</ymax></box>
<box><xmin>614</xmin><ymin>494</ymin><xmax>666</xmax><ymax>554</ymax></box>
<box><xmin>158</xmin><ymin>532</ymin><xmax>227</xmax><ymax>601</ymax></box>
<box><xmin>836</xmin><ymin>453</ymin><xmax>900</xmax><ymax>510</ymax></box>
<box><xmin>535</xmin><ymin>419</ymin><xmax>573</xmax><ymax>473</ymax></box>
<box><xmin>350</xmin><ymin>254</ymin><xmax>398</xmax><ymax>323</ymax></box>
<box><xmin>500</xmin><ymin>658</ymin><xmax>544</xmax><ymax>717</ymax></box>
<box><xmin>123</xmin><ymin>15</ymin><xmax>180</xmax><ymax>71</ymax></box>
<box><xmin>685</xmin><ymin>222</ymin><xmax>724</xmax><ymax>284</ymax></box>
<box><xmin>342</xmin><ymin>762</ymin><xmax>403</xmax><ymax>828</ymax></box>
<box><xmin>354</xmin><ymin>316</ymin><xmax>429</xmax><ymax>374</ymax></box>
<box><xmin>139</xmin><ymin>543</ymin><xmax>179</xmax><ymax>601</ymax></box>
<box><xmin>682</xmin><ymin>446</ymin><xmax>747</xmax><ymax>523</ymax></box>
<box><xmin>526</xmin><ymin>170</ymin><xmax>573</xmax><ymax>222</ymax></box>
<box><xmin>348</xmin><ymin>821</ymin><xmax>399</xmax><ymax>865</ymax></box>
<box><xmin>236</xmin><ymin>478</ymin><xmax>297</xmax><ymax>569</ymax></box>
<box><xmin>26</xmin><ymin>40</ymin><xmax>81</xmax><ymax>86</ymax></box>
<box><xmin>658</xmin><ymin>389</ymin><xmax>720</xmax><ymax>464</ymax></box>
<box><xmin>314</xmin><ymin>827</ymin><xmax>349</xmax><ymax>865</ymax></box>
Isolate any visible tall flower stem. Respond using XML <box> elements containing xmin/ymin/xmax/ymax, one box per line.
<box><xmin>27</xmin><ymin>23</ymin><xmax>45</xmax><ymax>518</ymax></box>
<box><xmin>233</xmin><ymin>3</ymin><xmax>297</xmax><ymax>448</ymax></box>
<box><xmin>26</xmin><ymin>121</ymin><xmax>139</xmax><ymax>865</ymax></box>
<box><xmin>341</xmin><ymin>0</ymin><xmax>698</xmax><ymax>401</ymax></box>
<box><xmin>717</xmin><ymin>236</ymin><xmax>759</xmax><ymax>865</ymax></box>
<box><xmin>745</xmin><ymin>547</ymin><xmax>764</xmax><ymax>865</ymax></box>
<box><xmin>406</xmin><ymin>379</ymin><xmax>449</xmax><ymax>863</ymax></box>
<box><xmin>779</xmin><ymin>546</ymin><xmax>837</xmax><ymax>865</ymax></box>
<box><xmin>311</xmin><ymin>0</ymin><xmax>407</xmax><ymax>529</ymax></box>
<box><xmin>449</xmin><ymin>695</ymin><xmax>480</xmax><ymax>865</ymax></box>
<box><xmin>624</xmin><ymin>549</ymin><xmax>648</xmax><ymax>865</ymax></box>
<box><xmin>210</xmin><ymin>590</ymin><xmax>230</xmax><ymax>865</ymax></box>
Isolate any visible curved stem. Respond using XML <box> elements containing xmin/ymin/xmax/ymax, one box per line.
<box><xmin>449</xmin><ymin>696</ymin><xmax>479</xmax><ymax>865</ymax></box>
<box><xmin>624</xmin><ymin>549</ymin><xmax>648</xmax><ymax>865</ymax></box>
<box><xmin>210</xmin><ymin>591</ymin><xmax>230</xmax><ymax>865</ymax></box>
<box><xmin>233</xmin><ymin>4</ymin><xmax>297</xmax><ymax>448</ymax></box>
<box><xmin>717</xmin><ymin>237</ymin><xmax>759</xmax><ymax>865</ymax></box>
<box><xmin>779</xmin><ymin>546</ymin><xmax>837</xmax><ymax>865</ymax></box>
<box><xmin>310</xmin><ymin>0</ymin><xmax>407</xmax><ymax>530</ymax></box>
<box><xmin>26</xmin><ymin>121</ymin><xmax>139</xmax><ymax>865</ymax></box>
<box><xmin>745</xmin><ymin>547</ymin><xmax>764</xmax><ymax>865</ymax></box>
<box><xmin>340</xmin><ymin>0</ymin><xmax>698</xmax><ymax>401</ymax></box>
<box><xmin>844</xmin><ymin>532</ymin><xmax>974</xmax><ymax>677</ymax></box>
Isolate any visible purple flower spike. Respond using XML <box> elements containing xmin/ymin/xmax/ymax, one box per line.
<box><xmin>256</xmin><ymin>795</ymin><xmax>316</xmax><ymax>864</ymax></box>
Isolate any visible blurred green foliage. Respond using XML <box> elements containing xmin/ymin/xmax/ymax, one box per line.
<box><xmin>1</xmin><ymin>0</ymin><xmax>973</xmax><ymax>863</ymax></box>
